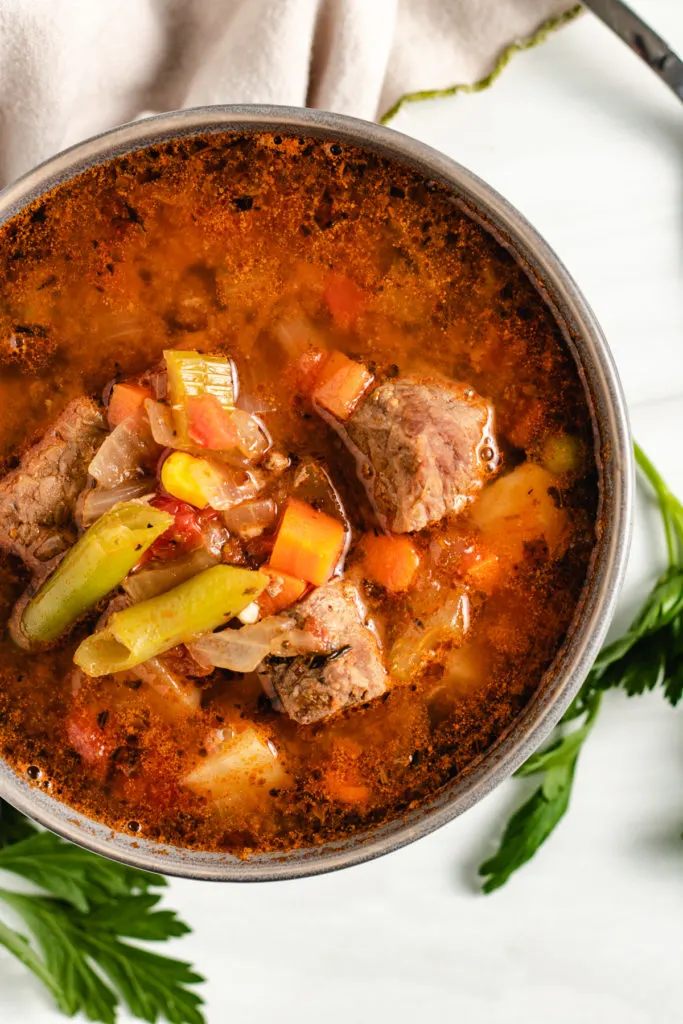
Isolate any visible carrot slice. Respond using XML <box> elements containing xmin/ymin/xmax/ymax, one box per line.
<box><xmin>312</xmin><ymin>350</ymin><xmax>374</xmax><ymax>421</ymax></box>
<box><xmin>107</xmin><ymin>383</ymin><xmax>152</xmax><ymax>429</ymax></box>
<box><xmin>324</xmin><ymin>274</ymin><xmax>365</xmax><ymax>328</ymax></box>
<box><xmin>360</xmin><ymin>533</ymin><xmax>420</xmax><ymax>594</ymax></box>
<box><xmin>270</xmin><ymin>498</ymin><xmax>345</xmax><ymax>586</ymax></box>
<box><xmin>258</xmin><ymin>566</ymin><xmax>308</xmax><ymax>617</ymax></box>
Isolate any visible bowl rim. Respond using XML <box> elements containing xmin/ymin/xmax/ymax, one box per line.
<box><xmin>0</xmin><ymin>104</ymin><xmax>634</xmax><ymax>881</ymax></box>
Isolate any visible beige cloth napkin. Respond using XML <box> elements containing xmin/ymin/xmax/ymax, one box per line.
<box><xmin>0</xmin><ymin>0</ymin><xmax>575</xmax><ymax>186</ymax></box>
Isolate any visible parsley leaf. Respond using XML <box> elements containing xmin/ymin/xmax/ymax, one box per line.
<box><xmin>479</xmin><ymin>443</ymin><xmax>683</xmax><ymax>892</ymax></box>
<box><xmin>0</xmin><ymin>802</ymin><xmax>205</xmax><ymax>1023</ymax></box>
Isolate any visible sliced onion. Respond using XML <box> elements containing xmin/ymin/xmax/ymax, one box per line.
<box><xmin>149</xmin><ymin>370</ymin><xmax>168</xmax><ymax>402</ymax></box>
<box><xmin>188</xmin><ymin>617</ymin><xmax>318</xmax><ymax>674</ymax></box>
<box><xmin>89</xmin><ymin>419</ymin><xmax>158</xmax><ymax>488</ymax></box>
<box><xmin>224</xmin><ymin>408</ymin><xmax>270</xmax><ymax>461</ymax></box>
<box><xmin>130</xmin><ymin>657</ymin><xmax>201</xmax><ymax>711</ymax></box>
<box><xmin>203</xmin><ymin>464</ymin><xmax>264</xmax><ymax>511</ymax></box>
<box><xmin>145</xmin><ymin>398</ymin><xmax>177</xmax><ymax>447</ymax></box>
<box><xmin>77</xmin><ymin>478</ymin><xmax>155</xmax><ymax>528</ymax></box>
<box><xmin>221</xmin><ymin>499</ymin><xmax>277</xmax><ymax>539</ymax></box>
<box><xmin>123</xmin><ymin>548</ymin><xmax>219</xmax><ymax>603</ymax></box>
<box><xmin>389</xmin><ymin>591</ymin><xmax>470</xmax><ymax>683</ymax></box>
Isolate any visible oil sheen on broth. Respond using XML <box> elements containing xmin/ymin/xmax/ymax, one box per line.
<box><xmin>0</xmin><ymin>133</ymin><xmax>598</xmax><ymax>855</ymax></box>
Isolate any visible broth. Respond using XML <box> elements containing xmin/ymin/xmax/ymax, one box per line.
<box><xmin>0</xmin><ymin>132</ymin><xmax>598</xmax><ymax>854</ymax></box>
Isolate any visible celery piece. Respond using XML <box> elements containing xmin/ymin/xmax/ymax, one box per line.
<box><xmin>164</xmin><ymin>350</ymin><xmax>235</xmax><ymax>444</ymax></box>
<box><xmin>20</xmin><ymin>503</ymin><xmax>173</xmax><ymax>646</ymax></box>
<box><xmin>74</xmin><ymin>564</ymin><xmax>268</xmax><ymax>676</ymax></box>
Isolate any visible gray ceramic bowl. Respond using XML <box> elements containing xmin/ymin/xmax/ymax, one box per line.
<box><xmin>0</xmin><ymin>106</ymin><xmax>633</xmax><ymax>880</ymax></box>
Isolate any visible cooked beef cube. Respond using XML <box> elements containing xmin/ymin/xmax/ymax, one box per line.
<box><xmin>0</xmin><ymin>398</ymin><xmax>107</xmax><ymax>569</ymax></box>
<box><xmin>261</xmin><ymin>580</ymin><xmax>387</xmax><ymax>725</ymax></box>
<box><xmin>345</xmin><ymin>379</ymin><xmax>498</xmax><ymax>533</ymax></box>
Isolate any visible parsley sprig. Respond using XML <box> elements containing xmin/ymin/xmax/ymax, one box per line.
<box><xmin>479</xmin><ymin>443</ymin><xmax>683</xmax><ymax>893</ymax></box>
<box><xmin>0</xmin><ymin>801</ymin><xmax>205</xmax><ymax>1023</ymax></box>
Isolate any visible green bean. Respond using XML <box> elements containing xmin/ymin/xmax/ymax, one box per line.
<box><xmin>74</xmin><ymin>564</ymin><xmax>268</xmax><ymax>676</ymax></box>
<box><xmin>19</xmin><ymin>503</ymin><xmax>173</xmax><ymax>646</ymax></box>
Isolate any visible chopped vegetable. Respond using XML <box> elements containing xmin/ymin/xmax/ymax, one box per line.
<box><xmin>76</xmin><ymin>477</ymin><xmax>155</xmax><ymax>528</ymax></box>
<box><xmin>189</xmin><ymin>615</ymin><xmax>318</xmax><ymax>672</ymax></box>
<box><xmin>74</xmin><ymin>565</ymin><xmax>268</xmax><ymax>676</ymax></box>
<box><xmin>161</xmin><ymin>452</ymin><xmax>227</xmax><ymax>509</ymax></box>
<box><xmin>389</xmin><ymin>591</ymin><xmax>469</xmax><ymax>682</ymax></box>
<box><xmin>145</xmin><ymin>397</ymin><xmax>177</xmax><ymax>447</ymax></box>
<box><xmin>258</xmin><ymin>566</ymin><xmax>307</xmax><ymax>616</ymax></box>
<box><xmin>129</xmin><ymin>657</ymin><xmax>201</xmax><ymax>712</ymax></box>
<box><xmin>164</xmin><ymin>350</ymin><xmax>236</xmax><ymax>445</ymax></box>
<box><xmin>143</xmin><ymin>497</ymin><xmax>218</xmax><ymax>560</ymax></box>
<box><xmin>269</xmin><ymin>498</ymin><xmax>345</xmax><ymax>586</ymax></box>
<box><xmin>470</xmin><ymin>462</ymin><xmax>568</xmax><ymax>569</ymax></box>
<box><xmin>107</xmin><ymin>383</ymin><xmax>152</xmax><ymax>429</ymax></box>
<box><xmin>541</xmin><ymin>433</ymin><xmax>584</xmax><ymax>476</ymax></box>
<box><xmin>360</xmin><ymin>533</ymin><xmax>420</xmax><ymax>593</ymax></box>
<box><xmin>18</xmin><ymin>503</ymin><xmax>173</xmax><ymax>646</ymax></box>
<box><xmin>182</xmin><ymin>727</ymin><xmax>287</xmax><ymax>802</ymax></box>
<box><xmin>160</xmin><ymin>452</ymin><xmax>261</xmax><ymax>511</ymax></box>
<box><xmin>123</xmin><ymin>548</ymin><xmax>218</xmax><ymax>602</ymax></box>
<box><xmin>221</xmin><ymin>498</ymin><xmax>278</xmax><ymax>540</ymax></box>
<box><xmin>88</xmin><ymin>418</ymin><xmax>158</xmax><ymax>488</ymax></box>
<box><xmin>311</xmin><ymin>350</ymin><xmax>374</xmax><ymax>421</ymax></box>
<box><xmin>324</xmin><ymin>273</ymin><xmax>365</xmax><ymax>327</ymax></box>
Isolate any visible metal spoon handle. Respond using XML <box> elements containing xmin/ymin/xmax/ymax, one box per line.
<box><xmin>582</xmin><ymin>0</ymin><xmax>683</xmax><ymax>102</ymax></box>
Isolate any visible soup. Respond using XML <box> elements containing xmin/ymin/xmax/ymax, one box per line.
<box><xmin>0</xmin><ymin>132</ymin><xmax>598</xmax><ymax>855</ymax></box>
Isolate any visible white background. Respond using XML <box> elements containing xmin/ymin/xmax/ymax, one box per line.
<box><xmin>2</xmin><ymin>2</ymin><xmax>683</xmax><ymax>1021</ymax></box>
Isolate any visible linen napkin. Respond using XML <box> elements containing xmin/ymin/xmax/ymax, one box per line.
<box><xmin>0</xmin><ymin>0</ymin><xmax>576</xmax><ymax>187</ymax></box>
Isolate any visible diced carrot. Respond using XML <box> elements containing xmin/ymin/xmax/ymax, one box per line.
<box><xmin>312</xmin><ymin>350</ymin><xmax>374</xmax><ymax>421</ymax></box>
<box><xmin>186</xmin><ymin>393</ymin><xmax>238</xmax><ymax>450</ymax></box>
<box><xmin>360</xmin><ymin>533</ymin><xmax>420</xmax><ymax>594</ymax></box>
<box><xmin>258</xmin><ymin>566</ymin><xmax>308</xmax><ymax>617</ymax></box>
<box><xmin>324</xmin><ymin>274</ymin><xmax>365</xmax><ymax>328</ymax></box>
<box><xmin>269</xmin><ymin>498</ymin><xmax>345</xmax><ymax>586</ymax></box>
<box><xmin>107</xmin><ymin>383</ymin><xmax>152</xmax><ymax>429</ymax></box>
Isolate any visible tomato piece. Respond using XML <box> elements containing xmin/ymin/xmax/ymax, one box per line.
<box><xmin>324</xmin><ymin>274</ymin><xmax>365</xmax><ymax>328</ymax></box>
<box><xmin>66</xmin><ymin>705</ymin><xmax>117</xmax><ymax>776</ymax></box>
<box><xmin>186</xmin><ymin>394</ymin><xmax>238</xmax><ymax>450</ymax></box>
<box><xmin>143</xmin><ymin>495</ymin><xmax>217</xmax><ymax>561</ymax></box>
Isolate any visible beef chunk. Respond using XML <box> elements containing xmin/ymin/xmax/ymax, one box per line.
<box><xmin>345</xmin><ymin>379</ymin><xmax>498</xmax><ymax>533</ymax></box>
<box><xmin>261</xmin><ymin>580</ymin><xmax>387</xmax><ymax>725</ymax></box>
<box><xmin>0</xmin><ymin>398</ymin><xmax>107</xmax><ymax>569</ymax></box>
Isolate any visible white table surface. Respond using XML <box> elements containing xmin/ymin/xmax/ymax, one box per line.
<box><xmin>2</xmin><ymin>3</ymin><xmax>683</xmax><ymax>1022</ymax></box>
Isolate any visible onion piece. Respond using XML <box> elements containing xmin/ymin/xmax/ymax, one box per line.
<box><xmin>389</xmin><ymin>591</ymin><xmax>470</xmax><ymax>683</ymax></box>
<box><xmin>189</xmin><ymin>616</ymin><xmax>318</xmax><ymax>674</ymax></box>
<box><xmin>123</xmin><ymin>548</ymin><xmax>219</xmax><ymax>603</ymax></box>
<box><xmin>223</xmin><ymin>408</ymin><xmax>270</xmax><ymax>461</ymax></box>
<box><xmin>145</xmin><ymin>398</ymin><xmax>177</xmax><ymax>447</ymax></box>
<box><xmin>77</xmin><ymin>478</ymin><xmax>155</xmax><ymax>529</ymax></box>
<box><xmin>220</xmin><ymin>498</ymin><xmax>277</xmax><ymax>539</ymax></box>
<box><xmin>89</xmin><ymin>418</ymin><xmax>158</xmax><ymax>488</ymax></box>
<box><xmin>201</xmin><ymin>464</ymin><xmax>264</xmax><ymax>511</ymax></box>
<box><xmin>129</xmin><ymin>656</ymin><xmax>201</xmax><ymax>711</ymax></box>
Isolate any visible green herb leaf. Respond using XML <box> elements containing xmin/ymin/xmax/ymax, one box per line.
<box><xmin>0</xmin><ymin>799</ymin><xmax>205</xmax><ymax>1023</ymax></box>
<box><xmin>479</xmin><ymin>759</ymin><xmax>576</xmax><ymax>894</ymax></box>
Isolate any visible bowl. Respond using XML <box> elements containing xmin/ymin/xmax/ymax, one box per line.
<box><xmin>0</xmin><ymin>105</ymin><xmax>633</xmax><ymax>880</ymax></box>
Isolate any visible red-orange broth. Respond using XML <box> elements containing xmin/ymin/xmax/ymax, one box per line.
<box><xmin>0</xmin><ymin>132</ymin><xmax>598</xmax><ymax>854</ymax></box>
